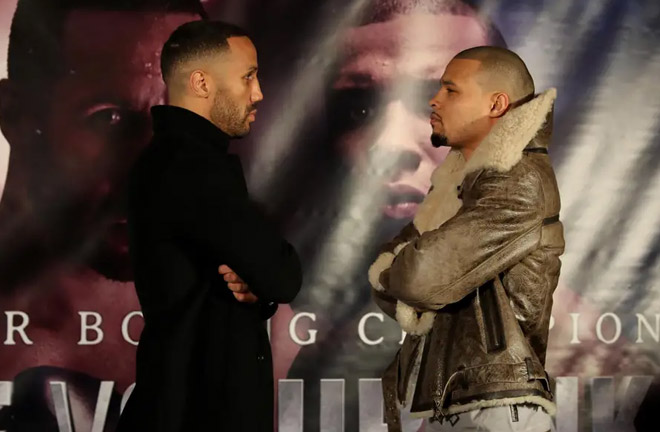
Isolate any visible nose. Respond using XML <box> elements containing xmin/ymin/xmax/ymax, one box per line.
<box><xmin>252</xmin><ymin>78</ymin><xmax>264</xmax><ymax>104</ymax></box>
<box><xmin>429</xmin><ymin>89</ymin><xmax>442</xmax><ymax>109</ymax></box>
<box><xmin>368</xmin><ymin>101</ymin><xmax>423</xmax><ymax>180</ymax></box>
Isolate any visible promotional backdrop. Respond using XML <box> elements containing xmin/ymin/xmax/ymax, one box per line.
<box><xmin>0</xmin><ymin>0</ymin><xmax>659</xmax><ymax>431</ymax></box>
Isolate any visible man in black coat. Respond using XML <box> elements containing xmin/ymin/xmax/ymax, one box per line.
<box><xmin>118</xmin><ymin>20</ymin><xmax>302</xmax><ymax>432</ymax></box>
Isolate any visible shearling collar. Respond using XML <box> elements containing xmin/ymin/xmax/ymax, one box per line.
<box><xmin>392</xmin><ymin>89</ymin><xmax>558</xmax><ymax>336</ymax></box>
<box><xmin>413</xmin><ymin>88</ymin><xmax>557</xmax><ymax>235</ymax></box>
<box><xmin>465</xmin><ymin>88</ymin><xmax>557</xmax><ymax>174</ymax></box>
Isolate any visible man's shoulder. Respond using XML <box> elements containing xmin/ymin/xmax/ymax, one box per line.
<box><xmin>141</xmin><ymin>135</ymin><xmax>233</xmax><ymax>175</ymax></box>
<box><xmin>477</xmin><ymin>158</ymin><xmax>538</xmax><ymax>182</ymax></box>
<box><xmin>472</xmin><ymin>157</ymin><xmax>547</xmax><ymax>199</ymax></box>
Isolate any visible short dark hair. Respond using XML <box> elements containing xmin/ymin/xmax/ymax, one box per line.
<box><xmin>6</xmin><ymin>0</ymin><xmax>207</xmax><ymax>92</ymax></box>
<box><xmin>357</xmin><ymin>0</ymin><xmax>506</xmax><ymax>47</ymax></box>
<box><xmin>455</xmin><ymin>46</ymin><xmax>535</xmax><ymax>101</ymax></box>
<box><xmin>160</xmin><ymin>20</ymin><xmax>250</xmax><ymax>83</ymax></box>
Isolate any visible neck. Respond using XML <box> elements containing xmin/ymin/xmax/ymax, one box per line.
<box><xmin>461</xmin><ymin>119</ymin><xmax>499</xmax><ymax>161</ymax></box>
<box><xmin>459</xmin><ymin>138</ymin><xmax>481</xmax><ymax>161</ymax></box>
<box><xmin>460</xmin><ymin>147</ymin><xmax>474</xmax><ymax>161</ymax></box>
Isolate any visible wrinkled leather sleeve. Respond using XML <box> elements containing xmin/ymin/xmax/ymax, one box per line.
<box><xmin>386</xmin><ymin>166</ymin><xmax>545</xmax><ymax>310</ymax></box>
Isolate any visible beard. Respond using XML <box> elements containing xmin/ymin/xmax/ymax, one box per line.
<box><xmin>431</xmin><ymin>132</ymin><xmax>449</xmax><ymax>148</ymax></box>
<box><xmin>210</xmin><ymin>89</ymin><xmax>254</xmax><ymax>138</ymax></box>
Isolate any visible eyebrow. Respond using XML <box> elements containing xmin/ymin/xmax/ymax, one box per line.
<box><xmin>334</xmin><ymin>72</ymin><xmax>375</xmax><ymax>88</ymax></box>
<box><xmin>441</xmin><ymin>79</ymin><xmax>457</xmax><ymax>87</ymax></box>
<box><xmin>246</xmin><ymin>66</ymin><xmax>258</xmax><ymax>74</ymax></box>
<box><xmin>76</xmin><ymin>96</ymin><xmax>125</xmax><ymax>113</ymax></box>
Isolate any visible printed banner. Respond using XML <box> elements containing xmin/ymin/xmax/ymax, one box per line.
<box><xmin>0</xmin><ymin>0</ymin><xmax>659</xmax><ymax>430</ymax></box>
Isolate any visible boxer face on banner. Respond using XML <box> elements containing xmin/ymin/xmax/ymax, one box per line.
<box><xmin>0</xmin><ymin>2</ymin><xmax>202</xmax><ymax>399</ymax></box>
<box><xmin>0</xmin><ymin>4</ymin><xmax>203</xmax><ymax>428</ymax></box>
<box><xmin>0</xmin><ymin>10</ymin><xmax>199</xmax><ymax>282</ymax></box>
<box><xmin>328</xmin><ymin>13</ymin><xmax>492</xmax><ymax>220</ymax></box>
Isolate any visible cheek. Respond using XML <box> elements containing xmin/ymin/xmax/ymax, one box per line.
<box><xmin>335</xmin><ymin>129</ymin><xmax>369</xmax><ymax>166</ymax></box>
<box><xmin>230</xmin><ymin>87</ymin><xmax>250</xmax><ymax>111</ymax></box>
<box><xmin>45</xmin><ymin>113</ymin><xmax>145</xmax><ymax>196</ymax></box>
<box><xmin>231</xmin><ymin>80</ymin><xmax>251</xmax><ymax>101</ymax></box>
<box><xmin>446</xmin><ymin>101</ymin><xmax>476</xmax><ymax>129</ymax></box>
<box><xmin>47</xmin><ymin>116</ymin><xmax>108</xmax><ymax>174</ymax></box>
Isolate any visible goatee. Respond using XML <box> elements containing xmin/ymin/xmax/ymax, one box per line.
<box><xmin>431</xmin><ymin>133</ymin><xmax>449</xmax><ymax>148</ymax></box>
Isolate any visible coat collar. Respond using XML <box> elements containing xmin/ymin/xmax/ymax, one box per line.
<box><xmin>150</xmin><ymin>105</ymin><xmax>231</xmax><ymax>153</ymax></box>
<box><xmin>427</xmin><ymin>87</ymin><xmax>558</xmax><ymax>199</ymax></box>
<box><xmin>464</xmin><ymin>88</ymin><xmax>557</xmax><ymax>174</ymax></box>
<box><xmin>396</xmin><ymin>89</ymin><xmax>558</xmax><ymax>336</ymax></box>
<box><xmin>414</xmin><ymin>88</ymin><xmax>558</xmax><ymax>235</ymax></box>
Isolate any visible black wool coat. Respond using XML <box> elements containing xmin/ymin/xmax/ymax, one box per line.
<box><xmin>117</xmin><ymin>105</ymin><xmax>302</xmax><ymax>432</ymax></box>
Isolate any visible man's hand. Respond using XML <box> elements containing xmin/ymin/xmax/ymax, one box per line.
<box><xmin>219</xmin><ymin>265</ymin><xmax>258</xmax><ymax>303</ymax></box>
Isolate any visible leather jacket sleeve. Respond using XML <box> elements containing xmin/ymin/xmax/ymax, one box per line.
<box><xmin>386</xmin><ymin>166</ymin><xmax>545</xmax><ymax>310</ymax></box>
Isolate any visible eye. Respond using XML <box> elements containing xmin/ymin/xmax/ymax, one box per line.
<box><xmin>328</xmin><ymin>88</ymin><xmax>379</xmax><ymax>130</ymax></box>
<box><xmin>85</xmin><ymin>105</ymin><xmax>124</xmax><ymax>132</ymax></box>
<box><xmin>349</xmin><ymin>105</ymin><xmax>375</xmax><ymax>122</ymax></box>
<box><xmin>83</xmin><ymin>104</ymin><xmax>143</xmax><ymax>143</ymax></box>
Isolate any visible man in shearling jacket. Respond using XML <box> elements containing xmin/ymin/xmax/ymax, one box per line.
<box><xmin>369</xmin><ymin>46</ymin><xmax>564</xmax><ymax>432</ymax></box>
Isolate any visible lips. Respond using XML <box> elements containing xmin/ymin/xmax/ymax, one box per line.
<box><xmin>383</xmin><ymin>186</ymin><xmax>426</xmax><ymax>219</ymax></box>
<box><xmin>430</xmin><ymin>113</ymin><xmax>442</xmax><ymax>124</ymax></box>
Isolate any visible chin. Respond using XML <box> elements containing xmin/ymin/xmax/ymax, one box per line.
<box><xmin>231</xmin><ymin>125</ymin><xmax>251</xmax><ymax>139</ymax></box>
<box><xmin>431</xmin><ymin>133</ymin><xmax>449</xmax><ymax>148</ymax></box>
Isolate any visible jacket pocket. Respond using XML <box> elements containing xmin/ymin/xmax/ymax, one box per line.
<box><xmin>477</xmin><ymin>278</ymin><xmax>506</xmax><ymax>352</ymax></box>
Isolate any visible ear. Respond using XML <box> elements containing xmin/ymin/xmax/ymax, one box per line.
<box><xmin>189</xmin><ymin>70</ymin><xmax>211</xmax><ymax>98</ymax></box>
<box><xmin>489</xmin><ymin>92</ymin><xmax>510</xmax><ymax>118</ymax></box>
<box><xmin>0</xmin><ymin>79</ymin><xmax>18</xmax><ymax>144</ymax></box>
<box><xmin>0</xmin><ymin>79</ymin><xmax>39</xmax><ymax>150</ymax></box>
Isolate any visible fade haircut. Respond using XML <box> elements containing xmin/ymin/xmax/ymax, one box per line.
<box><xmin>454</xmin><ymin>46</ymin><xmax>535</xmax><ymax>102</ymax></box>
<box><xmin>160</xmin><ymin>20</ymin><xmax>250</xmax><ymax>85</ymax></box>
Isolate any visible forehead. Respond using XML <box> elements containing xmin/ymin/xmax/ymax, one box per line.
<box><xmin>442</xmin><ymin>58</ymin><xmax>483</xmax><ymax>83</ymax></box>
<box><xmin>226</xmin><ymin>36</ymin><xmax>258</xmax><ymax>65</ymax></box>
<box><xmin>48</xmin><ymin>11</ymin><xmax>199</xmax><ymax>115</ymax></box>
<box><xmin>53</xmin><ymin>11</ymin><xmax>198</xmax><ymax>110</ymax></box>
<box><xmin>62</xmin><ymin>11</ymin><xmax>199</xmax><ymax>77</ymax></box>
<box><xmin>335</xmin><ymin>13</ymin><xmax>488</xmax><ymax>88</ymax></box>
